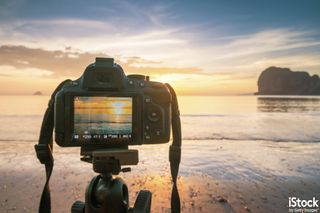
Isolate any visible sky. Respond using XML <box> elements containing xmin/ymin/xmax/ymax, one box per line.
<box><xmin>0</xmin><ymin>0</ymin><xmax>320</xmax><ymax>95</ymax></box>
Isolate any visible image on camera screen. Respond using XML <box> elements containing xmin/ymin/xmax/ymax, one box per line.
<box><xmin>73</xmin><ymin>96</ymin><xmax>132</xmax><ymax>141</ymax></box>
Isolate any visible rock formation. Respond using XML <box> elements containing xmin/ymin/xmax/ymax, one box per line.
<box><xmin>256</xmin><ymin>67</ymin><xmax>320</xmax><ymax>95</ymax></box>
<box><xmin>33</xmin><ymin>91</ymin><xmax>43</xmax><ymax>95</ymax></box>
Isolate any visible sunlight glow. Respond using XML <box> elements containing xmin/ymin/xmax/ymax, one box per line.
<box><xmin>0</xmin><ymin>14</ymin><xmax>319</xmax><ymax>95</ymax></box>
<box><xmin>113</xmin><ymin>102</ymin><xmax>125</xmax><ymax>115</ymax></box>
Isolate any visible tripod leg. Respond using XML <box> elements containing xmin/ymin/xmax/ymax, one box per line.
<box><xmin>71</xmin><ymin>200</ymin><xmax>85</xmax><ymax>213</ymax></box>
<box><xmin>131</xmin><ymin>190</ymin><xmax>152</xmax><ymax>213</ymax></box>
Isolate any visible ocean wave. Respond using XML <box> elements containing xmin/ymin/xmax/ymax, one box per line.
<box><xmin>1</xmin><ymin>111</ymin><xmax>319</xmax><ymax>144</ymax></box>
<box><xmin>183</xmin><ymin>114</ymin><xmax>230</xmax><ymax>117</ymax></box>
<box><xmin>2</xmin><ymin>136</ymin><xmax>319</xmax><ymax>143</ymax></box>
<box><xmin>0</xmin><ymin>139</ymin><xmax>38</xmax><ymax>142</ymax></box>
<box><xmin>182</xmin><ymin>136</ymin><xmax>320</xmax><ymax>143</ymax></box>
<box><xmin>0</xmin><ymin>114</ymin><xmax>43</xmax><ymax>118</ymax></box>
<box><xmin>181</xmin><ymin>112</ymin><xmax>320</xmax><ymax>118</ymax></box>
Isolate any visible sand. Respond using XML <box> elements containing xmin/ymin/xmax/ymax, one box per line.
<box><xmin>0</xmin><ymin>140</ymin><xmax>319</xmax><ymax>213</ymax></box>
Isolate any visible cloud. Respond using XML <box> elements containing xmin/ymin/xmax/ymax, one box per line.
<box><xmin>170</xmin><ymin>28</ymin><xmax>320</xmax><ymax>75</ymax></box>
<box><xmin>217</xmin><ymin>29</ymin><xmax>320</xmax><ymax>60</ymax></box>
<box><xmin>0</xmin><ymin>13</ymin><xmax>319</xmax><ymax>95</ymax></box>
<box><xmin>0</xmin><ymin>65</ymin><xmax>53</xmax><ymax>77</ymax></box>
<box><xmin>0</xmin><ymin>45</ymin><xmax>205</xmax><ymax>78</ymax></box>
<box><xmin>0</xmin><ymin>45</ymin><xmax>97</xmax><ymax>77</ymax></box>
<box><xmin>0</xmin><ymin>17</ymin><xmax>188</xmax><ymax>64</ymax></box>
<box><xmin>1</xmin><ymin>14</ymin><xmax>319</xmax><ymax>76</ymax></box>
<box><xmin>0</xmin><ymin>18</ymin><xmax>116</xmax><ymax>38</ymax></box>
<box><xmin>1</xmin><ymin>1</ymin><xmax>319</xmax><ymax>95</ymax></box>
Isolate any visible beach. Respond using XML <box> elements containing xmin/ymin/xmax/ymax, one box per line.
<box><xmin>1</xmin><ymin>95</ymin><xmax>320</xmax><ymax>212</ymax></box>
<box><xmin>1</xmin><ymin>140</ymin><xmax>319</xmax><ymax>213</ymax></box>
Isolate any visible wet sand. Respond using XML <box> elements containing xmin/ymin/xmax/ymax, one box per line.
<box><xmin>0</xmin><ymin>140</ymin><xmax>319</xmax><ymax>213</ymax></box>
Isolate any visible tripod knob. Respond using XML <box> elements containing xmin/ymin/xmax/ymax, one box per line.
<box><xmin>71</xmin><ymin>200</ymin><xmax>85</xmax><ymax>213</ymax></box>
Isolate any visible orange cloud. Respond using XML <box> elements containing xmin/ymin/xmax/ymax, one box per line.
<box><xmin>0</xmin><ymin>44</ymin><xmax>267</xmax><ymax>95</ymax></box>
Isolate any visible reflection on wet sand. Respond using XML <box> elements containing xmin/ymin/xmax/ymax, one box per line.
<box><xmin>1</xmin><ymin>140</ymin><xmax>319</xmax><ymax>213</ymax></box>
<box><xmin>257</xmin><ymin>96</ymin><xmax>320</xmax><ymax>113</ymax></box>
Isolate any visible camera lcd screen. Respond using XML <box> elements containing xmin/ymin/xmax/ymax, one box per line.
<box><xmin>73</xmin><ymin>96</ymin><xmax>132</xmax><ymax>142</ymax></box>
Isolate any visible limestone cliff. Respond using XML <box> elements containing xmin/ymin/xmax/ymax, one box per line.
<box><xmin>256</xmin><ymin>67</ymin><xmax>320</xmax><ymax>95</ymax></box>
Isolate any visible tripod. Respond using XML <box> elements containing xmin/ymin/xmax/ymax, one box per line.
<box><xmin>71</xmin><ymin>149</ymin><xmax>152</xmax><ymax>213</ymax></box>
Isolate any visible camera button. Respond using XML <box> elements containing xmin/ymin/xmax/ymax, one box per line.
<box><xmin>139</xmin><ymin>82</ymin><xmax>145</xmax><ymax>87</ymax></box>
<box><xmin>147</xmin><ymin>109</ymin><xmax>160</xmax><ymax>122</ymax></box>
<box><xmin>128</xmin><ymin>74</ymin><xmax>146</xmax><ymax>80</ymax></box>
<box><xmin>149</xmin><ymin>112</ymin><xmax>159</xmax><ymax>121</ymax></box>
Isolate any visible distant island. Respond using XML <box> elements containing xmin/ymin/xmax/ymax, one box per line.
<box><xmin>255</xmin><ymin>67</ymin><xmax>320</xmax><ymax>95</ymax></box>
<box><xmin>33</xmin><ymin>91</ymin><xmax>43</xmax><ymax>95</ymax></box>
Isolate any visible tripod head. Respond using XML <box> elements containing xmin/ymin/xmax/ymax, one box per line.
<box><xmin>80</xmin><ymin>148</ymin><xmax>139</xmax><ymax>175</ymax></box>
<box><xmin>71</xmin><ymin>149</ymin><xmax>152</xmax><ymax>213</ymax></box>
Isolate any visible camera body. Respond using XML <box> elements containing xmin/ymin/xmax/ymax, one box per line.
<box><xmin>55</xmin><ymin>58</ymin><xmax>171</xmax><ymax>148</ymax></box>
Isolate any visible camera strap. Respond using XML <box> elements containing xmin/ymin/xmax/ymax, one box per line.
<box><xmin>166</xmin><ymin>84</ymin><xmax>182</xmax><ymax>213</ymax></box>
<box><xmin>34</xmin><ymin>79</ymin><xmax>71</xmax><ymax>213</ymax></box>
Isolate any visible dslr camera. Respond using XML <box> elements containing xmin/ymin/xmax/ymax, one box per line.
<box><xmin>35</xmin><ymin>57</ymin><xmax>181</xmax><ymax>213</ymax></box>
<box><xmin>55</xmin><ymin>57</ymin><xmax>171</xmax><ymax>149</ymax></box>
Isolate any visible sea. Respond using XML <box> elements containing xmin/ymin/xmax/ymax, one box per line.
<box><xmin>1</xmin><ymin>95</ymin><xmax>320</xmax><ymax>213</ymax></box>
<box><xmin>0</xmin><ymin>95</ymin><xmax>319</xmax><ymax>143</ymax></box>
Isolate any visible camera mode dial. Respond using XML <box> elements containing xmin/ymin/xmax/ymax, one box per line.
<box><xmin>127</xmin><ymin>74</ymin><xmax>149</xmax><ymax>81</ymax></box>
